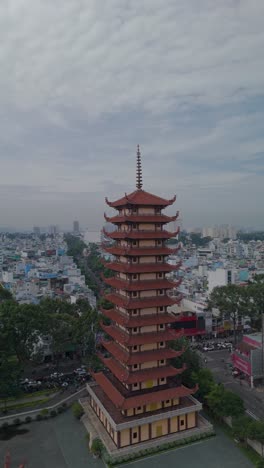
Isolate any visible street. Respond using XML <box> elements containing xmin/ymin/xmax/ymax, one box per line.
<box><xmin>204</xmin><ymin>349</ymin><xmax>264</xmax><ymax>420</ymax></box>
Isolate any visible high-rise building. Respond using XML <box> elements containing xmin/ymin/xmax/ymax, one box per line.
<box><xmin>84</xmin><ymin>147</ymin><xmax>208</xmax><ymax>453</ymax></box>
<box><xmin>33</xmin><ymin>226</ymin><xmax>41</xmax><ymax>235</ymax></box>
<box><xmin>73</xmin><ymin>220</ymin><xmax>80</xmax><ymax>234</ymax></box>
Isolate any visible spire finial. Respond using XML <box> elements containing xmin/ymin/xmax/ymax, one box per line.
<box><xmin>136</xmin><ymin>144</ymin><xmax>143</xmax><ymax>190</ymax></box>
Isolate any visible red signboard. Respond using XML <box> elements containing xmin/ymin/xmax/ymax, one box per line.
<box><xmin>232</xmin><ymin>353</ymin><xmax>251</xmax><ymax>375</ymax></box>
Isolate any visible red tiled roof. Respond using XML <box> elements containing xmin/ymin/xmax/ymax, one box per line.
<box><xmin>105</xmin><ymin>292</ymin><xmax>182</xmax><ymax>309</ymax></box>
<box><xmin>105</xmin><ymin>190</ymin><xmax>176</xmax><ymax>208</ymax></box>
<box><xmin>92</xmin><ymin>372</ymin><xmax>197</xmax><ymax>409</ymax></box>
<box><xmin>103</xmin><ymin>228</ymin><xmax>180</xmax><ymax>240</ymax></box>
<box><xmin>101</xmin><ymin>323</ymin><xmax>184</xmax><ymax>345</ymax></box>
<box><xmin>98</xmin><ymin>354</ymin><xmax>184</xmax><ymax>384</ymax></box>
<box><xmin>102</xmin><ymin>260</ymin><xmax>182</xmax><ymax>274</ymax></box>
<box><xmin>101</xmin><ymin>340</ymin><xmax>184</xmax><ymax>364</ymax></box>
<box><xmin>104</xmin><ymin>213</ymin><xmax>178</xmax><ymax>224</ymax></box>
<box><xmin>102</xmin><ymin>276</ymin><xmax>181</xmax><ymax>291</ymax></box>
<box><xmin>101</xmin><ymin>308</ymin><xmax>180</xmax><ymax>327</ymax></box>
<box><xmin>103</xmin><ymin>245</ymin><xmax>180</xmax><ymax>257</ymax></box>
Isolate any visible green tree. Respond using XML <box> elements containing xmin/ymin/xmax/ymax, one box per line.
<box><xmin>209</xmin><ymin>284</ymin><xmax>247</xmax><ymax>344</ymax></box>
<box><xmin>0</xmin><ymin>286</ymin><xmax>13</xmax><ymax>302</ymax></box>
<box><xmin>0</xmin><ymin>302</ymin><xmax>42</xmax><ymax>362</ymax></box>
<box><xmin>0</xmin><ymin>356</ymin><xmax>21</xmax><ymax>410</ymax></box>
<box><xmin>170</xmin><ymin>337</ymin><xmax>201</xmax><ymax>387</ymax></box>
<box><xmin>232</xmin><ymin>414</ymin><xmax>252</xmax><ymax>442</ymax></box>
<box><xmin>222</xmin><ymin>390</ymin><xmax>244</xmax><ymax>418</ymax></box>
<box><xmin>90</xmin><ymin>438</ymin><xmax>104</xmax><ymax>457</ymax></box>
<box><xmin>207</xmin><ymin>384</ymin><xmax>244</xmax><ymax>419</ymax></box>
<box><xmin>247</xmin><ymin>421</ymin><xmax>264</xmax><ymax>444</ymax></box>
<box><xmin>246</xmin><ymin>280</ymin><xmax>264</xmax><ymax>331</ymax></box>
<box><xmin>192</xmin><ymin>368</ymin><xmax>214</xmax><ymax>400</ymax></box>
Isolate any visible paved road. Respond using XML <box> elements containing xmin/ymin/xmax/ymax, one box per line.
<box><xmin>204</xmin><ymin>349</ymin><xmax>264</xmax><ymax>420</ymax></box>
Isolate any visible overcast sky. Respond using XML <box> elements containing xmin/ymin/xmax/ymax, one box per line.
<box><xmin>0</xmin><ymin>0</ymin><xmax>264</xmax><ymax>231</ymax></box>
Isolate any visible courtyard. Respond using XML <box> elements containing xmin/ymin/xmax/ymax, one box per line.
<box><xmin>0</xmin><ymin>412</ymin><xmax>253</xmax><ymax>468</ymax></box>
<box><xmin>122</xmin><ymin>426</ymin><xmax>253</xmax><ymax>468</ymax></box>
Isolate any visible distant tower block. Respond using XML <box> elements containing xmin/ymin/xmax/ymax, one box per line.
<box><xmin>84</xmin><ymin>146</ymin><xmax>206</xmax><ymax>453</ymax></box>
<box><xmin>73</xmin><ymin>220</ymin><xmax>80</xmax><ymax>234</ymax></box>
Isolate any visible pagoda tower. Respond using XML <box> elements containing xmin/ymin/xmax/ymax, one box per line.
<box><xmin>86</xmin><ymin>146</ymin><xmax>203</xmax><ymax>450</ymax></box>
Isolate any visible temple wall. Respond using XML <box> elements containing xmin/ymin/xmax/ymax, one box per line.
<box><xmin>141</xmin><ymin>360</ymin><xmax>158</xmax><ymax>369</ymax></box>
<box><xmin>140</xmin><ymin>273</ymin><xmax>156</xmax><ymax>280</ymax></box>
<box><xmin>140</xmin><ymin>290</ymin><xmax>156</xmax><ymax>297</ymax></box>
<box><xmin>170</xmin><ymin>415</ymin><xmax>179</xmax><ymax>432</ymax></box>
<box><xmin>139</xmin><ymin>240</ymin><xmax>156</xmax><ymax>247</ymax></box>
<box><xmin>140</xmin><ymin>307</ymin><xmax>156</xmax><ymax>315</ymax></box>
<box><xmin>138</xmin><ymin>208</ymin><xmax>155</xmax><ymax>215</ymax></box>
<box><xmin>139</xmin><ymin>223</ymin><xmax>155</xmax><ymax>230</ymax></box>
<box><xmin>140</xmin><ymin>256</ymin><xmax>155</xmax><ymax>263</ymax></box>
<box><xmin>141</xmin><ymin>324</ymin><xmax>157</xmax><ymax>332</ymax></box>
<box><xmin>120</xmin><ymin>428</ymin><xmax>130</xmax><ymax>447</ymax></box>
<box><xmin>187</xmin><ymin>412</ymin><xmax>196</xmax><ymax>428</ymax></box>
<box><xmin>141</xmin><ymin>423</ymin><xmax>149</xmax><ymax>441</ymax></box>
<box><xmin>141</xmin><ymin>343</ymin><xmax>157</xmax><ymax>351</ymax></box>
<box><xmin>179</xmin><ymin>415</ymin><xmax>186</xmax><ymax>430</ymax></box>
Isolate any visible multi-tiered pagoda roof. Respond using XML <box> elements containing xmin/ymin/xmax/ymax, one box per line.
<box><xmin>90</xmin><ymin>146</ymin><xmax>197</xmax><ymax>416</ymax></box>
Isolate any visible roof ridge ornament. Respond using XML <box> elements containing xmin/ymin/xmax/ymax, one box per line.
<box><xmin>136</xmin><ymin>144</ymin><xmax>143</xmax><ymax>190</ymax></box>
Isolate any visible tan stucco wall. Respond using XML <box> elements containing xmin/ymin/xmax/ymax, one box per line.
<box><xmin>140</xmin><ymin>307</ymin><xmax>156</xmax><ymax>315</ymax></box>
<box><xmin>139</xmin><ymin>240</ymin><xmax>156</xmax><ymax>247</ymax></box>
<box><xmin>139</xmin><ymin>223</ymin><xmax>155</xmax><ymax>230</ymax></box>
<box><xmin>140</xmin><ymin>290</ymin><xmax>156</xmax><ymax>298</ymax></box>
<box><xmin>170</xmin><ymin>415</ymin><xmax>178</xmax><ymax>433</ymax></box>
<box><xmin>138</xmin><ymin>208</ymin><xmax>155</xmax><ymax>215</ymax></box>
<box><xmin>179</xmin><ymin>415</ymin><xmax>186</xmax><ymax>430</ymax></box>
<box><xmin>141</xmin><ymin>343</ymin><xmax>157</xmax><ymax>351</ymax></box>
<box><xmin>140</xmin><ymin>273</ymin><xmax>156</xmax><ymax>280</ymax></box>
<box><xmin>141</xmin><ymin>324</ymin><xmax>157</xmax><ymax>333</ymax></box>
<box><xmin>132</xmin><ymin>427</ymin><xmax>139</xmax><ymax>444</ymax></box>
<box><xmin>164</xmin><ymin>399</ymin><xmax>172</xmax><ymax>408</ymax></box>
<box><xmin>140</xmin><ymin>256</ymin><xmax>156</xmax><ymax>263</ymax></box>
<box><xmin>120</xmin><ymin>273</ymin><xmax>126</xmax><ymax>280</ymax></box>
<box><xmin>120</xmin><ymin>428</ymin><xmax>130</xmax><ymax>447</ymax></box>
<box><xmin>141</xmin><ymin>360</ymin><xmax>158</xmax><ymax>369</ymax></box>
<box><xmin>187</xmin><ymin>412</ymin><xmax>196</xmax><ymax>428</ymax></box>
<box><xmin>141</xmin><ymin>424</ymin><xmax>149</xmax><ymax>441</ymax></box>
<box><xmin>173</xmin><ymin>397</ymin><xmax>179</xmax><ymax>405</ymax></box>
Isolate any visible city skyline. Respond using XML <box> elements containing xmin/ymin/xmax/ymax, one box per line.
<box><xmin>1</xmin><ymin>1</ymin><xmax>264</xmax><ymax>229</ymax></box>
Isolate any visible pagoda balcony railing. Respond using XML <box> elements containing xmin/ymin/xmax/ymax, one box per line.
<box><xmin>113</xmin><ymin>210</ymin><xmax>179</xmax><ymax>218</ymax></box>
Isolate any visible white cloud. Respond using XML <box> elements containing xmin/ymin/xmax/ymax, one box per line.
<box><xmin>0</xmin><ymin>0</ymin><xmax>263</xmax><ymax>228</ymax></box>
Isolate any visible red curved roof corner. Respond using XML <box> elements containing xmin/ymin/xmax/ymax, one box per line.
<box><xmin>105</xmin><ymin>189</ymin><xmax>177</xmax><ymax>209</ymax></box>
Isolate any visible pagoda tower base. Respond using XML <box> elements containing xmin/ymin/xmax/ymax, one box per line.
<box><xmin>80</xmin><ymin>381</ymin><xmax>213</xmax><ymax>459</ymax></box>
<box><xmin>81</xmin><ymin>384</ymin><xmax>214</xmax><ymax>461</ymax></box>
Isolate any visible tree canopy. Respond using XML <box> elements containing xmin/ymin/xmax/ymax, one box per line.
<box><xmin>209</xmin><ymin>284</ymin><xmax>248</xmax><ymax>343</ymax></box>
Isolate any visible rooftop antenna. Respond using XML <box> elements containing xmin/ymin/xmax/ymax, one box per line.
<box><xmin>136</xmin><ymin>144</ymin><xmax>143</xmax><ymax>190</ymax></box>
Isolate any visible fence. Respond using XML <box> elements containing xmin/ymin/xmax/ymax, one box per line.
<box><xmin>0</xmin><ymin>387</ymin><xmax>87</xmax><ymax>426</ymax></box>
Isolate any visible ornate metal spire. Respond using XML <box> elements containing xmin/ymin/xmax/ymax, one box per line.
<box><xmin>136</xmin><ymin>144</ymin><xmax>143</xmax><ymax>190</ymax></box>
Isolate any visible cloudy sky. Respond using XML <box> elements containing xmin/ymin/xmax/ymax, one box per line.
<box><xmin>0</xmin><ymin>0</ymin><xmax>264</xmax><ymax>231</ymax></box>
